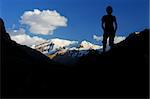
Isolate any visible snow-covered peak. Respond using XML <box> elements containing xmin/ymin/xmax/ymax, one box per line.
<box><xmin>50</xmin><ymin>38</ymin><xmax>78</xmax><ymax>48</ymax></box>
<box><xmin>80</xmin><ymin>40</ymin><xmax>102</xmax><ymax>50</ymax></box>
<box><xmin>135</xmin><ymin>32</ymin><xmax>140</xmax><ymax>35</ymax></box>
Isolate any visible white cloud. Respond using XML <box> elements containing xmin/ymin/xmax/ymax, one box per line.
<box><xmin>93</xmin><ymin>35</ymin><xmax>126</xmax><ymax>44</ymax></box>
<box><xmin>20</xmin><ymin>9</ymin><xmax>68</xmax><ymax>35</ymax></box>
<box><xmin>114</xmin><ymin>36</ymin><xmax>126</xmax><ymax>44</ymax></box>
<box><xmin>8</xmin><ymin>28</ymin><xmax>26</xmax><ymax>36</ymax></box>
<box><xmin>93</xmin><ymin>35</ymin><xmax>103</xmax><ymax>41</ymax></box>
<box><xmin>8</xmin><ymin>28</ymin><xmax>47</xmax><ymax>47</ymax></box>
<box><xmin>11</xmin><ymin>34</ymin><xmax>47</xmax><ymax>47</ymax></box>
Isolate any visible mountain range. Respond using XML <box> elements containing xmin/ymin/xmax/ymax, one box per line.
<box><xmin>31</xmin><ymin>39</ymin><xmax>107</xmax><ymax>65</ymax></box>
<box><xmin>31</xmin><ymin>38</ymin><xmax>103</xmax><ymax>65</ymax></box>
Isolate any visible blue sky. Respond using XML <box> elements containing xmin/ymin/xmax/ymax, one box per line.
<box><xmin>0</xmin><ymin>0</ymin><xmax>149</xmax><ymax>45</ymax></box>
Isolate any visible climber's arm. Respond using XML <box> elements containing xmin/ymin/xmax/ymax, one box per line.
<box><xmin>101</xmin><ymin>17</ymin><xmax>105</xmax><ymax>31</ymax></box>
<box><xmin>114</xmin><ymin>16</ymin><xmax>117</xmax><ymax>33</ymax></box>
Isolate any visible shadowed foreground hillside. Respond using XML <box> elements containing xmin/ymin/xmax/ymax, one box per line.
<box><xmin>1</xmin><ymin>20</ymin><xmax>69</xmax><ymax>97</ymax></box>
<box><xmin>77</xmin><ymin>29</ymin><xmax>149</xmax><ymax>97</ymax></box>
<box><xmin>1</xmin><ymin>18</ymin><xmax>149</xmax><ymax>98</ymax></box>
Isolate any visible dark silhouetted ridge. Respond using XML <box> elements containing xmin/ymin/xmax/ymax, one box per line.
<box><xmin>1</xmin><ymin>19</ymin><xmax>69</xmax><ymax>97</ymax></box>
<box><xmin>1</xmin><ymin>17</ymin><xmax>149</xmax><ymax>98</ymax></box>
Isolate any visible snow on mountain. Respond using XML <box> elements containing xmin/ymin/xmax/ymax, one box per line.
<box><xmin>50</xmin><ymin>38</ymin><xmax>78</xmax><ymax>48</ymax></box>
<box><xmin>80</xmin><ymin>40</ymin><xmax>102</xmax><ymax>50</ymax></box>
<box><xmin>31</xmin><ymin>38</ymin><xmax>103</xmax><ymax>65</ymax></box>
<box><xmin>32</xmin><ymin>38</ymin><xmax>102</xmax><ymax>58</ymax></box>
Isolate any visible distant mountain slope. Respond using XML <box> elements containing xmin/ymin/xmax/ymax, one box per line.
<box><xmin>51</xmin><ymin>49</ymin><xmax>101</xmax><ymax>66</ymax></box>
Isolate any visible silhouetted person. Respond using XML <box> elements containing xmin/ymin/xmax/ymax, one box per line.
<box><xmin>101</xmin><ymin>6</ymin><xmax>117</xmax><ymax>52</ymax></box>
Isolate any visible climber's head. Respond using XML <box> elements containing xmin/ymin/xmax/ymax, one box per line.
<box><xmin>106</xmin><ymin>6</ymin><xmax>113</xmax><ymax>15</ymax></box>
